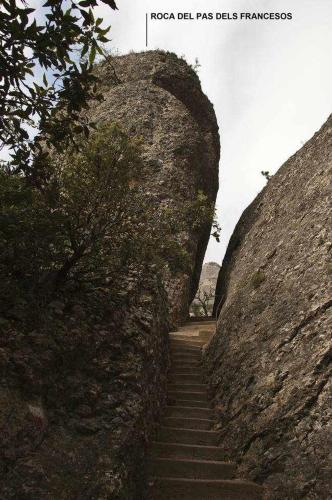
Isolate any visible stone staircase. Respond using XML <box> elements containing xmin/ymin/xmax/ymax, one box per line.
<box><xmin>148</xmin><ymin>321</ymin><xmax>266</xmax><ymax>499</ymax></box>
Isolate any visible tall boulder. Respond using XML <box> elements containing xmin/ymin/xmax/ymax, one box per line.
<box><xmin>92</xmin><ymin>51</ymin><xmax>220</xmax><ymax>324</ymax></box>
<box><xmin>205</xmin><ymin>115</ymin><xmax>332</xmax><ymax>498</ymax></box>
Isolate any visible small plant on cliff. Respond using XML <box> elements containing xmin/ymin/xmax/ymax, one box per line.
<box><xmin>261</xmin><ymin>170</ymin><xmax>272</xmax><ymax>182</ymax></box>
<box><xmin>250</xmin><ymin>269</ymin><xmax>266</xmax><ymax>289</ymax></box>
<box><xmin>193</xmin><ymin>57</ymin><xmax>201</xmax><ymax>73</ymax></box>
<box><xmin>0</xmin><ymin>123</ymin><xmax>210</xmax><ymax>324</ymax></box>
<box><xmin>186</xmin><ymin>190</ymin><xmax>221</xmax><ymax>242</ymax></box>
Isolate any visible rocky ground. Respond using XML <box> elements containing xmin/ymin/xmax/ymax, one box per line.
<box><xmin>205</xmin><ymin>115</ymin><xmax>332</xmax><ymax>499</ymax></box>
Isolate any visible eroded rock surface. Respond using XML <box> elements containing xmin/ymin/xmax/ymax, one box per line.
<box><xmin>205</xmin><ymin>115</ymin><xmax>332</xmax><ymax>499</ymax></box>
<box><xmin>93</xmin><ymin>51</ymin><xmax>220</xmax><ymax>325</ymax></box>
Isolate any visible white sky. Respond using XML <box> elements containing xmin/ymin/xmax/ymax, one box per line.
<box><xmin>9</xmin><ymin>0</ymin><xmax>332</xmax><ymax>264</ymax></box>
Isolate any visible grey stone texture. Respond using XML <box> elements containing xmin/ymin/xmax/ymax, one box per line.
<box><xmin>92</xmin><ymin>51</ymin><xmax>220</xmax><ymax>325</ymax></box>
<box><xmin>205</xmin><ymin>115</ymin><xmax>332</xmax><ymax>499</ymax></box>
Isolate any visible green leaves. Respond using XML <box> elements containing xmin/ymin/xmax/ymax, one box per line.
<box><xmin>0</xmin><ymin>0</ymin><xmax>118</xmax><ymax>174</ymax></box>
<box><xmin>102</xmin><ymin>0</ymin><xmax>118</xmax><ymax>9</ymax></box>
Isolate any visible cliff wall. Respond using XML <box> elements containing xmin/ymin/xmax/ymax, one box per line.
<box><xmin>205</xmin><ymin>115</ymin><xmax>332</xmax><ymax>499</ymax></box>
<box><xmin>93</xmin><ymin>51</ymin><xmax>220</xmax><ymax>324</ymax></box>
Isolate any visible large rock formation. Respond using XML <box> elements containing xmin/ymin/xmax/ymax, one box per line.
<box><xmin>205</xmin><ymin>115</ymin><xmax>332</xmax><ymax>499</ymax></box>
<box><xmin>93</xmin><ymin>51</ymin><xmax>220</xmax><ymax>325</ymax></box>
<box><xmin>190</xmin><ymin>261</ymin><xmax>220</xmax><ymax>316</ymax></box>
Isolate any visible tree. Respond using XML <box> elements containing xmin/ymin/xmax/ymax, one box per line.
<box><xmin>0</xmin><ymin>0</ymin><xmax>118</xmax><ymax>173</ymax></box>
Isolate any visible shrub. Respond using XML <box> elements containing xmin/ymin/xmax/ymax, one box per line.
<box><xmin>250</xmin><ymin>270</ymin><xmax>266</xmax><ymax>289</ymax></box>
<box><xmin>0</xmin><ymin>123</ymin><xmax>215</xmax><ymax>326</ymax></box>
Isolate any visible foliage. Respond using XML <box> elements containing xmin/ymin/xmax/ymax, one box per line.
<box><xmin>0</xmin><ymin>0</ymin><xmax>118</xmax><ymax>173</ymax></box>
<box><xmin>0</xmin><ymin>123</ymin><xmax>214</xmax><ymax>326</ymax></box>
<box><xmin>187</xmin><ymin>189</ymin><xmax>221</xmax><ymax>242</ymax></box>
<box><xmin>0</xmin><ymin>123</ymin><xmax>141</xmax><ymax>321</ymax></box>
<box><xmin>193</xmin><ymin>57</ymin><xmax>201</xmax><ymax>73</ymax></box>
<box><xmin>191</xmin><ymin>286</ymin><xmax>215</xmax><ymax>317</ymax></box>
<box><xmin>261</xmin><ymin>170</ymin><xmax>272</xmax><ymax>182</ymax></box>
<box><xmin>211</xmin><ymin>217</ymin><xmax>221</xmax><ymax>243</ymax></box>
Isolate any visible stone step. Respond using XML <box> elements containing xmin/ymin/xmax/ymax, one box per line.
<box><xmin>167</xmin><ymin>398</ymin><xmax>210</xmax><ymax>409</ymax></box>
<box><xmin>148</xmin><ymin>321</ymin><xmax>264</xmax><ymax>499</ymax></box>
<box><xmin>162</xmin><ymin>417</ymin><xmax>213</xmax><ymax>430</ymax></box>
<box><xmin>171</xmin><ymin>354</ymin><xmax>202</xmax><ymax>362</ymax></box>
<box><xmin>149</xmin><ymin>478</ymin><xmax>265</xmax><ymax>499</ymax></box>
<box><xmin>171</xmin><ymin>361</ymin><xmax>202</xmax><ymax>368</ymax></box>
<box><xmin>171</xmin><ymin>342</ymin><xmax>202</xmax><ymax>348</ymax></box>
<box><xmin>169</xmin><ymin>335</ymin><xmax>204</xmax><ymax>342</ymax></box>
<box><xmin>168</xmin><ymin>391</ymin><xmax>208</xmax><ymax>402</ymax></box>
<box><xmin>170</xmin><ymin>340</ymin><xmax>205</xmax><ymax>347</ymax></box>
<box><xmin>169</xmin><ymin>373</ymin><xmax>205</xmax><ymax>383</ymax></box>
<box><xmin>168</xmin><ymin>383</ymin><xmax>207</xmax><ymax>393</ymax></box>
<box><xmin>164</xmin><ymin>405</ymin><xmax>215</xmax><ymax>420</ymax></box>
<box><xmin>198</xmin><ymin>330</ymin><xmax>214</xmax><ymax>341</ymax></box>
<box><xmin>167</xmin><ymin>381</ymin><xmax>208</xmax><ymax>392</ymax></box>
<box><xmin>170</xmin><ymin>367</ymin><xmax>204</xmax><ymax>375</ymax></box>
<box><xmin>178</xmin><ymin>322</ymin><xmax>215</xmax><ymax>331</ymax></box>
<box><xmin>171</xmin><ymin>362</ymin><xmax>202</xmax><ymax>370</ymax></box>
<box><xmin>170</xmin><ymin>349</ymin><xmax>202</xmax><ymax>361</ymax></box>
<box><xmin>151</xmin><ymin>442</ymin><xmax>226</xmax><ymax>461</ymax></box>
<box><xmin>170</xmin><ymin>344</ymin><xmax>202</xmax><ymax>351</ymax></box>
<box><xmin>157</xmin><ymin>426</ymin><xmax>219</xmax><ymax>446</ymax></box>
<box><xmin>149</xmin><ymin>457</ymin><xmax>236</xmax><ymax>480</ymax></box>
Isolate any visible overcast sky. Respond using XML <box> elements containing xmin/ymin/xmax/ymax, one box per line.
<box><xmin>15</xmin><ymin>0</ymin><xmax>332</xmax><ymax>264</ymax></box>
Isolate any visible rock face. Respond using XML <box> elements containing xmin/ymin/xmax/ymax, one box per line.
<box><xmin>205</xmin><ymin>115</ymin><xmax>332</xmax><ymax>499</ymax></box>
<box><xmin>93</xmin><ymin>51</ymin><xmax>220</xmax><ymax>325</ymax></box>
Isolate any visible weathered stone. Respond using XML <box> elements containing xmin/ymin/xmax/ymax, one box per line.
<box><xmin>205</xmin><ymin>115</ymin><xmax>332</xmax><ymax>499</ymax></box>
<box><xmin>0</xmin><ymin>269</ymin><xmax>170</xmax><ymax>500</ymax></box>
<box><xmin>92</xmin><ymin>51</ymin><xmax>220</xmax><ymax>325</ymax></box>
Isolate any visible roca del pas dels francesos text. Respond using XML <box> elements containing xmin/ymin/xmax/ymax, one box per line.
<box><xmin>150</xmin><ymin>12</ymin><xmax>293</xmax><ymax>21</ymax></box>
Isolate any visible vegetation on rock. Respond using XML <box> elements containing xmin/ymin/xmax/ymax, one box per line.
<box><xmin>0</xmin><ymin>0</ymin><xmax>117</xmax><ymax>173</ymax></box>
